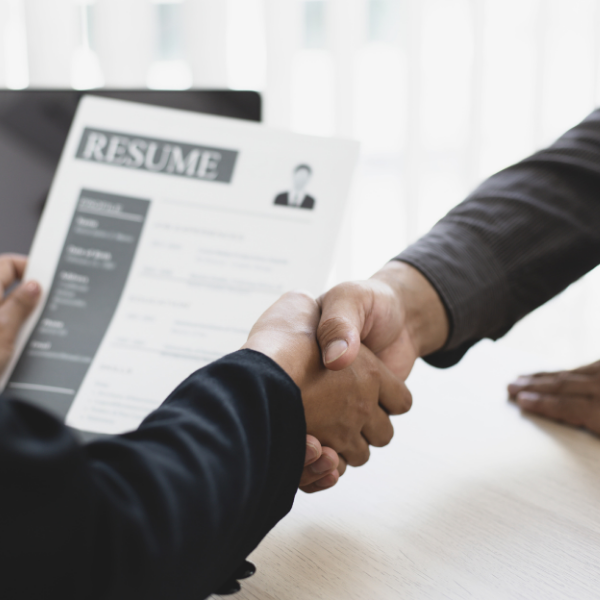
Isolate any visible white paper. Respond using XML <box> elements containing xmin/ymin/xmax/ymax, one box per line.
<box><xmin>0</xmin><ymin>96</ymin><xmax>359</xmax><ymax>434</ymax></box>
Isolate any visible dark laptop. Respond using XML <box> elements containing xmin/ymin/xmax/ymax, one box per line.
<box><xmin>0</xmin><ymin>89</ymin><xmax>261</xmax><ymax>255</ymax></box>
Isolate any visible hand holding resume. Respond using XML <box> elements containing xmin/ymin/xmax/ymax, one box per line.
<box><xmin>0</xmin><ymin>96</ymin><xmax>359</xmax><ymax>436</ymax></box>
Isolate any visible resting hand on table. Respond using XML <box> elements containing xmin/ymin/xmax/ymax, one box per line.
<box><xmin>243</xmin><ymin>290</ymin><xmax>412</xmax><ymax>493</ymax></box>
<box><xmin>509</xmin><ymin>361</ymin><xmax>600</xmax><ymax>436</ymax></box>
<box><xmin>0</xmin><ymin>254</ymin><xmax>41</xmax><ymax>377</ymax></box>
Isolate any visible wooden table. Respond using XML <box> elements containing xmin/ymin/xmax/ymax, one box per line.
<box><xmin>232</xmin><ymin>340</ymin><xmax>600</xmax><ymax>600</ymax></box>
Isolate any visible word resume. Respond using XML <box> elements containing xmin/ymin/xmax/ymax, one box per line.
<box><xmin>0</xmin><ymin>96</ymin><xmax>359</xmax><ymax>435</ymax></box>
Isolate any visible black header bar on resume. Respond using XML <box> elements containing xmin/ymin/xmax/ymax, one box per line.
<box><xmin>76</xmin><ymin>127</ymin><xmax>239</xmax><ymax>183</ymax></box>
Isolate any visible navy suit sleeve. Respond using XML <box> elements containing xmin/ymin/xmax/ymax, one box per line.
<box><xmin>0</xmin><ymin>349</ymin><xmax>306</xmax><ymax>600</ymax></box>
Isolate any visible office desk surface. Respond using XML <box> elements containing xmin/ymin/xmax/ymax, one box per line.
<box><xmin>233</xmin><ymin>341</ymin><xmax>600</xmax><ymax>600</ymax></box>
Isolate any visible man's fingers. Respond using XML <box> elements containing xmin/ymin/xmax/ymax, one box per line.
<box><xmin>299</xmin><ymin>446</ymin><xmax>338</xmax><ymax>488</ymax></box>
<box><xmin>361</xmin><ymin>407</ymin><xmax>394</xmax><ymax>448</ymax></box>
<box><xmin>0</xmin><ymin>254</ymin><xmax>28</xmax><ymax>299</ymax></box>
<box><xmin>340</xmin><ymin>435</ymin><xmax>370</xmax><ymax>467</ymax></box>
<box><xmin>509</xmin><ymin>374</ymin><xmax>599</xmax><ymax>398</ymax></box>
<box><xmin>300</xmin><ymin>470</ymin><xmax>340</xmax><ymax>494</ymax></box>
<box><xmin>304</xmin><ymin>435</ymin><xmax>322</xmax><ymax>466</ymax></box>
<box><xmin>516</xmin><ymin>392</ymin><xmax>600</xmax><ymax>435</ymax></box>
<box><xmin>317</xmin><ymin>283</ymin><xmax>368</xmax><ymax>371</ymax></box>
<box><xmin>0</xmin><ymin>281</ymin><xmax>41</xmax><ymax>341</ymax></box>
<box><xmin>378</xmin><ymin>359</ymin><xmax>412</xmax><ymax>415</ymax></box>
<box><xmin>300</xmin><ymin>454</ymin><xmax>348</xmax><ymax>494</ymax></box>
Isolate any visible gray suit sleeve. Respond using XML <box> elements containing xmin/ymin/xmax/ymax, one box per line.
<box><xmin>397</xmin><ymin>108</ymin><xmax>600</xmax><ymax>368</ymax></box>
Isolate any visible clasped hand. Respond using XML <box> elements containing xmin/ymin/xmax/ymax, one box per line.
<box><xmin>243</xmin><ymin>289</ymin><xmax>413</xmax><ymax>493</ymax></box>
<box><xmin>1</xmin><ymin>253</ymin><xmax>419</xmax><ymax>494</ymax></box>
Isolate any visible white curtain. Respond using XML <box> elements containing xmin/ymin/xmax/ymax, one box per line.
<box><xmin>2</xmin><ymin>0</ymin><xmax>600</xmax><ymax>366</ymax></box>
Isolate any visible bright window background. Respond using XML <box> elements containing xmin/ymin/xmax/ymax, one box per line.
<box><xmin>1</xmin><ymin>0</ymin><xmax>600</xmax><ymax>368</ymax></box>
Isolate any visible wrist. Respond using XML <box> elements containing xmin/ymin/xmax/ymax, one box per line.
<box><xmin>242</xmin><ymin>332</ymin><xmax>314</xmax><ymax>389</ymax></box>
<box><xmin>371</xmin><ymin>261</ymin><xmax>449</xmax><ymax>357</ymax></box>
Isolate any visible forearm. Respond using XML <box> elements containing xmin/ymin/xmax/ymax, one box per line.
<box><xmin>371</xmin><ymin>261</ymin><xmax>448</xmax><ymax>357</ymax></box>
<box><xmin>0</xmin><ymin>350</ymin><xmax>306</xmax><ymax>600</ymax></box>
<box><xmin>396</xmin><ymin>109</ymin><xmax>600</xmax><ymax>366</ymax></box>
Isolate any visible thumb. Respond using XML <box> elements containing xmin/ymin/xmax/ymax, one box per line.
<box><xmin>0</xmin><ymin>281</ymin><xmax>41</xmax><ymax>349</ymax></box>
<box><xmin>317</xmin><ymin>283</ymin><xmax>367</xmax><ymax>371</ymax></box>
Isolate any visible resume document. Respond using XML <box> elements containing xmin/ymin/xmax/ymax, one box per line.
<box><xmin>0</xmin><ymin>96</ymin><xmax>359</xmax><ymax>435</ymax></box>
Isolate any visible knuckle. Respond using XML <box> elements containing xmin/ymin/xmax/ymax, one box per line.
<box><xmin>555</xmin><ymin>373</ymin><xmax>569</xmax><ymax>392</ymax></box>
<box><xmin>365</xmin><ymin>360</ymin><xmax>380</xmax><ymax>382</ymax></box>
<box><xmin>340</xmin><ymin>429</ymin><xmax>355</xmax><ymax>450</ymax></box>
<box><xmin>331</xmin><ymin>427</ymin><xmax>353</xmax><ymax>452</ymax></box>
<box><xmin>388</xmin><ymin>385</ymin><xmax>412</xmax><ymax>415</ymax></box>
<box><xmin>371</xmin><ymin>430</ymin><xmax>393</xmax><ymax>448</ymax></box>
<box><xmin>343</xmin><ymin>441</ymin><xmax>370</xmax><ymax>467</ymax></box>
<box><xmin>353</xmin><ymin>449</ymin><xmax>370</xmax><ymax>467</ymax></box>
<box><xmin>382</xmin><ymin>380</ymin><xmax>412</xmax><ymax>416</ymax></box>
<box><xmin>357</xmin><ymin>361</ymin><xmax>380</xmax><ymax>391</ymax></box>
<box><xmin>358</xmin><ymin>396</ymin><xmax>373</xmax><ymax>416</ymax></box>
<box><xmin>383</xmin><ymin>422</ymin><xmax>395</xmax><ymax>445</ymax></box>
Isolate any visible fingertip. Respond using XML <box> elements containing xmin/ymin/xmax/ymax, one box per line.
<box><xmin>320</xmin><ymin>446</ymin><xmax>339</xmax><ymax>468</ymax></box>
<box><xmin>517</xmin><ymin>391</ymin><xmax>540</xmax><ymax>402</ymax></box>
<box><xmin>314</xmin><ymin>470</ymin><xmax>339</xmax><ymax>490</ymax></box>
<box><xmin>508</xmin><ymin>376</ymin><xmax>533</xmax><ymax>392</ymax></box>
<box><xmin>304</xmin><ymin>439</ymin><xmax>321</xmax><ymax>465</ymax></box>
<box><xmin>323</xmin><ymin>339</ymin><xmax>349</xmax><ymax>366</ymax></box>
<box><xmin>308</xmin><ymin>450</ymin><xmax>338</xmax><ymax>476</ymax></box>
<box><xmin>394</xmin><ymin>383</ymin><xmax>413</xmax><ymax>415</ymax></box>
<box><xmin>12</xmin><ymin>281</ymin><xmax>41</xmax><ymax>310</ymax></box>
<box><xmin>23</xmin><ymin>280</ymin><xmax>41</xmax><ymax>299</ymax></box>
<box><xmin>323</xmin><ymin>342</ymin><xmax>360</xmax><ymax>371</ymax></box>
<box><xmin>516</xmin><ymin>391</ymin><xmax>540</xmax><ymax>410</ymax></box>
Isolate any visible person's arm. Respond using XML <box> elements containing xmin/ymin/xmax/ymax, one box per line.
<box><xmin>0</xmin><ymin>252</ymin><xmax>346</xmax><ymax>499</ymax></box>
<box><xmin>1</xmin><ymin>349</ymin><xmax>306</xmax><ymax>600</ymax></box>
<box><xmin>317</xmin><ymin>108</ymin><xmax>600</xmax><ymax>379</ymax></box>
<box><xmin>398</xmin><ymin>108</ymin><xmax>600</xmax><ymax>367</ymax></box>
<box><xmin>0</xmin><ymin>290</ymin><xmax>410</xmax><ymax>600</ymax></box>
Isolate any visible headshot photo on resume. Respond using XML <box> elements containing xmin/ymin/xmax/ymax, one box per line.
<box><xmin>274</xmin><ymin>164</ymin><xmax>316</xmax><ymax>210</ymax></box>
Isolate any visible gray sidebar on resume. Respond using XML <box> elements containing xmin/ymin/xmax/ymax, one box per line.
<box><xmin>7</xmin><ymin>189</ymin><xmax>150</xmax><ymax>423</ymax></box>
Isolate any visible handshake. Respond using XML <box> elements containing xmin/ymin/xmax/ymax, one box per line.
<box><xmin>5</xmin><ymin>252</ymin><xmax>597</xmax><ymax>497</ymax></box>
<box><xmin>0</xmin><ymin>254</ymin><xmax>449</xmax><ymax>494</ymax></box>
<box><xmin>242</xmin><ymin>260</ymin><xmax>450</xmax><ymax>494</ymax></box>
